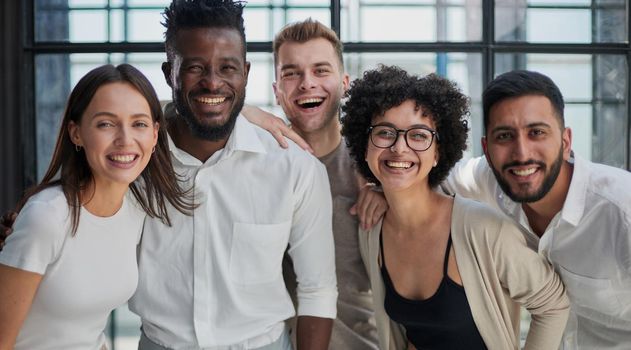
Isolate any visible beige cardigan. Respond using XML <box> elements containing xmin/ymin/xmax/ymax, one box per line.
<box><xmin>359</xmin><ymin>196</ymin><xmax>569</xmax><ymax>350</ymax></box>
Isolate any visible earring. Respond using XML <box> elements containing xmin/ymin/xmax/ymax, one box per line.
<box><xmin>152</xmin><ymin>146</ymin><xmax>156</xmax><ymax>154</ymax></box>
<box><xmin>75</xmin><ymin>144</ymin><xmax>82</xmax><ymax>152</ymax></box>
<box><xmin>433</xmin><ymin>160</ymin><xmax>438</xmax><ymax>167</ymax></box>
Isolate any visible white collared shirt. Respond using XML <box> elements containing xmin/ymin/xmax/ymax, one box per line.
<box><xmin>443</xmin><ymin>154</ymin><xmax>631</xmax><ymax>349</ymax></box>
<box><xmin>129</xmin><ymin>116</ymin><xmax>337</xmax><ymax>349</ymax></box>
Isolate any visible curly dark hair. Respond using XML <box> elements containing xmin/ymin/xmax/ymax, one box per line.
<box><xmin>341</xmin><ymin>65</ymin><xmax>470</xmax><ymax>188</ymax></box>
<box><xmin>162</xmin><ymin>0</ymin><xmax>246</xmax><ymax>62</ymax></box>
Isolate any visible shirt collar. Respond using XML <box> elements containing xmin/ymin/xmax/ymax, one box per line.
<box><xmin>558</xmin><ymin>152</ymin><xmax>587</xmax><ymax>226</ymax></box>
<box><xmin>166</xmin><ymin>113</ymin><xmax>267</xmax><ymax>167</ymax></box>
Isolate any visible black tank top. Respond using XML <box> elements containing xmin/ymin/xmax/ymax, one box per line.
<box><xmin>379</xmin><ymin>232</ymin><xmax>487</xmax><ymax>350</ymax></box>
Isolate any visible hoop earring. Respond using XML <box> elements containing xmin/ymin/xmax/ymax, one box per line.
<box><xmin>75</xmin><ymin>144</ymin><xmax>82</xmax><ymax>152</ymax></box>
<box><xmin>152</xmin><ymin>146</ymin><xmax>156</xmax><ymax>154</ymax></box>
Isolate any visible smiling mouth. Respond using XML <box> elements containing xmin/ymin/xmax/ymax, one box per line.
<box><xmin>385</xmin><ymin>160</ymin><xmax>413</xmax><ymax>169</ymax></box>
<box><xmin>510</xmin><ymin>167</ymin><xmax>537</xmax><ymax>176</ymax></box>
<box><xmin>195</xmin><ymin>96</ymin><xmax>226</xmax><ymax>106</ymax></box>
<box><xmin>297</xmin><ymin>97</ymin><xmax>324</xmax><ymax>109</ymax></box>
<box><xmin>108</xmin><ymin>154</ymin><xmax>138</xmax><ymax>164</ymax></box>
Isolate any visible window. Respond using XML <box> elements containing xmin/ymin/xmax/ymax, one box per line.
<box><xmin>20</xmin><ymin>0</ymin><xmax>630</xmax><ymax>348</ymax></box>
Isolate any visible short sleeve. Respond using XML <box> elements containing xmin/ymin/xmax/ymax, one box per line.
<box><xmin>0</xmin><ymin>200</ymin><xmax>69</xmax><ymax>274</ymax></box>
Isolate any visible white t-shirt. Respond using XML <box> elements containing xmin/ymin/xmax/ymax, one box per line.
<box><xmin>0</xmin><ymin>186</ymin><xmax>144</xmax><ymax>350</ymax></box>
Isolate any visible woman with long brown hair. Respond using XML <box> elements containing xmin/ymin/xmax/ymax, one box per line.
<box><xmin>0</xmin><ymin>64</ymin><xmax>193</xmax><ymax>349</ymax></box>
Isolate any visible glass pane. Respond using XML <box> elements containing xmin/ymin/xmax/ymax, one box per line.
<box><xmin>495</xmin><ymin>0</ymin><xmax>627</xmax><ymax>43</ymax></box>
<box><xmin>344</xmin><ymin>52</ymin><xmax>484</xmax><ymax>157</ymax></box>
<box><xmin>494</xmin><ymin>53</ymin><xmax>628</xmax><ymax>168</ymax></box>
<box><xmin>104</xmin><ymin>305</ymin><xmax>141</xmax><ymax>350</ymax></box>
<box><xmin>341</xmin><ymin>0</ymin><xmax>482</xmax><ymax>42</ymax></box>
<box><xmin>69</xmin><ymin>10</ymin><xmax>108</xmax><ymax>42</ymax></box>
<box><xmin>127</xmin><ymin>10</ymin><xmax>166</xmax><ymax>42</ymax></box>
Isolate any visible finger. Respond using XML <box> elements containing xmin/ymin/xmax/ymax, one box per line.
<box><xmin>273</xmin><ymin>130</ymin><xmax>289</xmax><ymax>149</ymax></box>
<box><xmin>282</xmin><ymin>128</ymin><xmax>313</xmax><ymax>154</ymax></box>
<box><xmin>349</xmin><ymin>203</ymin><xmax>357</xmax><ymax>215</ymax></box>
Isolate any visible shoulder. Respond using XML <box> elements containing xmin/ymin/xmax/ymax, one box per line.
<box><xmin>451</xmin><ymin>196</ymin><xmax>525</xmax><ymax>247</ymax></box>
<box><xmin>585</xmin><ymin>161</ymin><xmax>631</xmax><ymax>210</ymax></box>
<box><xmin>251</xmin><ymin>122</ymin><xmax>325</xmax><ymax>171</ymax></box>
<box><xmin>1</xmin><ymin>186</ymin><xmax>71</xmax><ymax>272</ymax></box>
<box><xmin>18</xmin><ymin>186</ymin><xmax>70</xmax><ymax>226</ymax></box>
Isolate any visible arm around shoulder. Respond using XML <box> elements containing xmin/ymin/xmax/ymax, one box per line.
<box><xmin>493</xmin><ymin>218</ymin><xmax>570</xmax><ymax>350</ymax></box>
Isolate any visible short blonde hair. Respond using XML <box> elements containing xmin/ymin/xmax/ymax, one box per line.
<box><xmin>273</xmin><ymin>18</ymin><xmax>344</xmax><ymax>71</ymax></box>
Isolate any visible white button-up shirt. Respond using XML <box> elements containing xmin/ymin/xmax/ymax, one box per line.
<box><xmin>443</xmin><ymin>154</ymin><xmax>631</xmax><ymax>349</ymax></box>
<box><xmin>129</xmin><ymin>116</ymin><xmax>337</xmax><ymax>349</ymax></box>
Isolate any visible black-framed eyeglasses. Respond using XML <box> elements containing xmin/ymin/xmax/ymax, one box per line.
<box><xmin>368</xmin><ymin>125</ymin><xmax>438</xmax><ymax>152</ymax></box>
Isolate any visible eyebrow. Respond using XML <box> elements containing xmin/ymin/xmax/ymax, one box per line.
<box><xmin>91</xmin><ymin>112</ymin><xmax>152</xmax><ymax>119</ymax></box>
<box><xmin>373</xmin><ymin>122</ymin><xmax>433</xmax><ymax>129</ymax></box>
<box><xmin>280</xmin><ymin>61</ymin><xmax>334</xmax><ymax>71</ymax></box>
<box><xmin>490</xmin><ymin>122</ymin><xmax>552</xmax><ymax>134</ymax></box>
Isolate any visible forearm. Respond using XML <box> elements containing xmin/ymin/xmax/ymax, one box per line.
<box><xmin>296</xmin><ymin>315</ymin><xmax>333</xmax><ymax>350</ymax></box>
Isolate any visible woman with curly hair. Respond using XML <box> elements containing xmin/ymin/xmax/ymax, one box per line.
<box><xmin>341</xmin><ymin>65</ymin><xmax>569</xmax><ymax>350</ymax></box>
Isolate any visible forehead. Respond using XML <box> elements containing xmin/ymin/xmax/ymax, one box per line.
<box><xmin>173</xmin><ymin>27</ymin><xmax>245</xmax><ymax>59</ymax></box>
<box><xmin>487</xmin><ymin>94</ymin><xmax>560</xmax><ymax>130</ymax></box>
<box><xmin>373</xmin><ymin>100</ymin><xmax>435</xmax><ymax>128</ymax></box>
<box><xmin>84</xmin><ymin>82</ymin><xmax>151</xmax><ymax>117</ymax></box>
<box><xmin>276</xmin><ymin>38</ymin><xmax>341</xmax><ymax>69</ymax></box>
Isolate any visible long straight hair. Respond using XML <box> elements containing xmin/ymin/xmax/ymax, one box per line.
<box><xmin>17</xmin><ymin>64</ymin><xmax>194</xmax><ymax>234</ymax></box>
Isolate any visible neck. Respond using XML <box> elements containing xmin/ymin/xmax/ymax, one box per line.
<box><xmin>169</xmin><ymin>118</ymin><xmax>228</xmax><ymax>162</ymax></box>
<box><xmin>295</xmin><ymin>119</ymin><xmax>342</xmax><ymax>158</ymax></box>
<box><xmin>522</xmin><ymin>161</ymin><xmax>574</xmax><ymax>236</ymax></box>
<box><xmin>81</xmin><ymin>179</ymin><xmax>128</xmax><ymax>217</ymax></box>
<box><xmin>383</xmin><ymin>184</ymin><xmax>443</xmax><ymax>232</ymax></box>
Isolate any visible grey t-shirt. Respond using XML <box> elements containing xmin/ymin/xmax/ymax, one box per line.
<box><xmin>318</xmin><ymin>140</ymin><xmax>378</xmax><ymax>350</ymax></box>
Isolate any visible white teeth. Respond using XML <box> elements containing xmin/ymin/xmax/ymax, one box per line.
<box><xmin>109</xmin><ymin>155</ymin><xmax>136</xmax><ymax>163</ymax></box>
<box><xmin>196</xmin><ymin>96</ymin><xmax>226</xmax><ymax>105</ymax></box>
<box><xmin>513</xmin><ymin>168</ymin><xmax>536</xmax><ymax>176</ymax></box>
<box><xmin>297</xmin><ymin>97</ymin><xmax>323</xmax><ymax>105</ymax></box>
<box><xmin>386</xmin><ymin>161</ymin><xmax>413</xmax><ymax>169</ymax></box>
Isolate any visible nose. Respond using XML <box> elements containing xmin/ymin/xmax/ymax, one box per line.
<box><xmin>299</xmin><ymin>72</ymin><xmax>316</xmax><ymax>91</ymax></box>
<box><xmin>114</xmin><ymin>125</ymin><xmax>133</xmax><ymax>147</ymax></box>
<box><xmin>511</xmin><ymin>133</ymin><xmax>531</xmax><ymax>161</ymax></box>
<box><xmin>200</xmin><ymin>69</ymin><xmax>224</xmax><ymax>91</ymax></box>
<box><xmin>389</xmin><ymin>131</ymin><xmax>409</xmax><ymax>153</ymax></box>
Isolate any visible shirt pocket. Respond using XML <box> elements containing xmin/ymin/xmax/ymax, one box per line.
<box><xmin>229</xmin><ymin>221</ymin><xmax>291</xmax><ymax>285</ymax></box>
<box><xmin>557</xmin><ymin>265</ymin><xmax>620</xmax><ymax>326</ymax></box>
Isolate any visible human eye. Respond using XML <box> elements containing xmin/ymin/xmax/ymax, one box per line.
<box><xmin>530</xmin><ymin>128</ymin><xmax>546</xmax><ymax>137</ymax></box>
<box><xmin>281</xmin><ymin>70</ymin><xmax>297</xmax><ymax>79</ymax></box>
<box><xmin>133</xmin><ymin>120</ymin><xmax>151</xmax><ymax>128</ymax></box>
<box><xmin>315</xmin><ymin>67</ymin><xmax>331</xmax><ymax>75</ymax></box>
<box><xmin>186</xmin><ymin>64</ymin><xmax>204</xmax><ymax>73</ymax></box>
<box><xmin>494</xmin><ymin>132</ymin><xmax>513</xmax><ymax>142</ymax></box>
<box><xmin>96</xmin><ymin>120</ymin><xmax>115</xmax><ymax>128</ymax></box>
<box><xmin>374</xmin><ymin>127</ymin><xmax>396</xmax><ymax>139</ymax></box>
<box><xmin>408</xmin><ymin>129</ymin><xmax>431</xmax><ymax>141</ymax></box>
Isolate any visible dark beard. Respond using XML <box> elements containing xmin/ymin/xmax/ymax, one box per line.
<box><xmin>490</xmin><ymin>145</ymin><xmax>564</xmax><ymax>203</ymax></box>
<box><xmin>173</xmin><ymin>89</ymin><xmax>245</xmax><ymax>142</ymax></box>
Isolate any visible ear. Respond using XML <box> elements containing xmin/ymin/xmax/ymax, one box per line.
<box><xmin>68</xmin><ymin>121</ymin><xmax>83</xmax><ymax>147</ymax></box>
<box><xmin>562</xmin><ymin>127</ymin><xmax>572</xmax><ymax>161</ymax></box>
<box><xmin>162</xmin><ymin>62</ymin><xmax>173</xmax><ymax>88</ymax></box>
<box><xmin>243</xmin><ymin>61</ymin><xmax>251</xmax><ymax>86</ymax></box>
<box><xmin>341</xmin><ymin>73</ymin><xmax>350</xmax><ymax>93</ymax></box>
<box><xmin>481</xmin><ymin>136</ymin><xmax>491</xmax><ymax>163</ymax></box>
<box><xmin>153</xmin><ymin>121</ymin><xmax>160</xmax><ymax>147</ymax></box>
<box><xmin>272</xmin><ymin>81</ymin><xmax>281</xmax><ymax>106</ymax></box>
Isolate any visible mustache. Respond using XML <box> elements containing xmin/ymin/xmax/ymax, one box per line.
<box><xmin>502</xmin><ymin>159</ymin><xmax>546</xmax><ymax>171</ymax></box>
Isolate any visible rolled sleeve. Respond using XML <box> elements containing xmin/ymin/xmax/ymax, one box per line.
<box><xmin>288</xmin><ymin>159</ymin><xmax>338</xmax><ymax>319</ymax></box>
